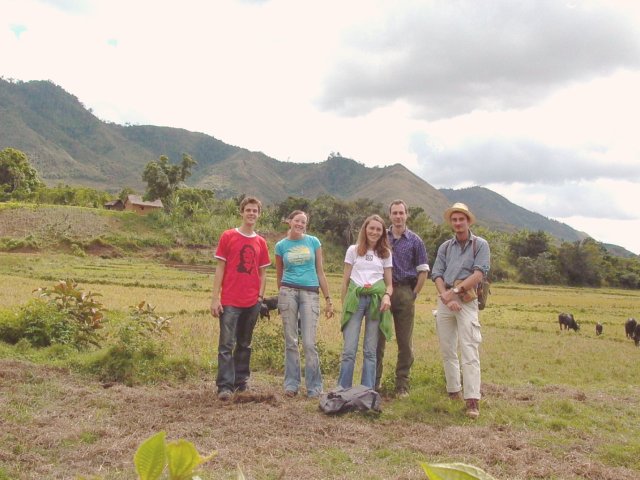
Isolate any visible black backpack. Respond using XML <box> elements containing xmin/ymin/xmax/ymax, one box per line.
<box><xmin>319</xmin><ymin>385</ymin><xmax>382</xmax><ymax>414</ymax></box>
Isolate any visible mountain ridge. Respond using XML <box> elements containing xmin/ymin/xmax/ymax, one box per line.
<box><xmin>1</xmin><ymin>78</ymin><xmax>634</xmax><ymax>256</ymax></box>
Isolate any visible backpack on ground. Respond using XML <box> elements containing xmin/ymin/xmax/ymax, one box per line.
<box><xmin>319</xmin><ymin>385</ymin><xmax>382</xmax><ymax>414</ymax></box>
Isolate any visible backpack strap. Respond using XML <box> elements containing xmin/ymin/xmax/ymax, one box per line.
<box><xmin>446</xmin><ymin>235</ymin><xmax>477</xmax><ymax>257</ymax></box>
<box><xmin>445</xmin><ymin>238</ymin><xmax>454</xmax><ymax>257</ymax></box>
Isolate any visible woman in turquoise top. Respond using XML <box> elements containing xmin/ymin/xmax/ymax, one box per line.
<box><xmin>275</xmin><ymin>210</ymin><xmax>333</xmax><ymax>398</ymax></box>
<box><xmin>338</xmin><ymin>214</ymin><xmax>393</xmax><ymax>390</ymax></box>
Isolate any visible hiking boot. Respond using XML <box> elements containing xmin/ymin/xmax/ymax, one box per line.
<box><xmin>284</xmin><ymin>390</ymin><xmax>298</xmax><ymax>398</ymax></box>
<box><xmin>448</xmin><ymin>391</ymin><xmax>462</xmax><ymax>400</ymax></box>
<box><xmin>396</xmin><ymin>388</ymin><xmax>409</xmax><ymax>399</ymax></box>
<box><xmin>465</xmin><ymin>398</ymin><xmax>480</xmax><ymax>419</ymax></box>
<box><xmin>217</xmin><ymin>389</ymin><xmax>233</xmax><ymax>401</ymax></box>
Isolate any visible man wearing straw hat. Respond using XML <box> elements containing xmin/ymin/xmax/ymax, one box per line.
<box><xmin>431</xmin><ymin>202</ymin><xmax>490</xmax><ymax>419</ymax></box>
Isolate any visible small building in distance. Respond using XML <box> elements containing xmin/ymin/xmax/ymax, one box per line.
<box><xmin>103</xmin><ymin>199</ymin><xmax>125</xmax><ymax>211</ymax></box>
<box><xmin>124</xmin><ymin>195</ymin><xmax>164</xmax><ymax>215</ymax></box>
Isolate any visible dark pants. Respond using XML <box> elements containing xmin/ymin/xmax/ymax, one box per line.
<box><xmin>216</xmin><ymin>303</ymin><xmax>261</xmax><ymax>392</ymax></box>
<box><xmin>376</xmin><ymin>283</ymin><xmax>415</xmax><ymax>391</ymax></box>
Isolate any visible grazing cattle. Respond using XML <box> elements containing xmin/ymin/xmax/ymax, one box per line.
<box><xmin>558</xmin><ymin>313</ymin><xmax>580</xmax><ymax>331</ymax></box>
<box><xmin>625</xmin><ymin>318</ymin><xmax>637</xmax><ymax>339</ymax></box>
<box><xmin>595</xmin><ymin>323</ymin><xmax>603</xmax><ymax>336</ymax></box>
<box><xmin>259</xmin><ymin>296</ymin><xmax>279</xmax><ymax>320</ymax></box>
<box><xmin>633</xmin><ymin>324</ymin><xmax>640</xmax><ymax>347</ymax></box>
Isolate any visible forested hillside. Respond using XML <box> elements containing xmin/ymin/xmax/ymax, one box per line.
<box><xmin>0</xmin><ymin>78</ymin><xmax>621</xmax><ymax>252</ymax></box>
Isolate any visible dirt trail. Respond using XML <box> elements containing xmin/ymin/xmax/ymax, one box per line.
<box><xmin>0</xmin><ymin>359</ymin><xmax>635</xmax><ymax>479</ymax></box>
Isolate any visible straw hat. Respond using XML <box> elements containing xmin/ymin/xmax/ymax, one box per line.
<box><xmin>444</xmin><ymin>202</ymin><xmax>476</xmax><ymax>225</ymax></box>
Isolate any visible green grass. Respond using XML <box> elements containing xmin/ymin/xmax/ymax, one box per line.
<box><xmin>1</xmin><ymin>252</ymin><xmax>639</xmax><ymax>477</ymax></box>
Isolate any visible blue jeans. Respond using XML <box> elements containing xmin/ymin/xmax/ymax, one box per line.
<box><xmin>279</xmin><ymin>286</ymin><xmax>323</xmax><ymax>396</ymax></box>
<box><xmin>216</xmin><ymin>303</ymin><xmax>261</xmax><ymax>393</ymax></box>
<box><xmin>338</xmin><ymin>295</ymin><xmax>380</xmax><ymax>389</ymax></box>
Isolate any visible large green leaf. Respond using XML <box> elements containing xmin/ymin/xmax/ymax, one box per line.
<box><xmin>166</xmin><ymin>439</ymin><xmax>217</xmax><ymax>480</ymax></box>
<box><xmin>420</xmin><ymin>462</ymin><xmax>498</xmax><ymax>480</ymax></box>
<box><xmin>134</xmin><ymin>431</ymin><xmax>167</xmax><ymax>480</ymax></box>
<box><xmin>166</xmin><ymin>440</ymin><xmax>201</xmax><ymax>480</ymax></box>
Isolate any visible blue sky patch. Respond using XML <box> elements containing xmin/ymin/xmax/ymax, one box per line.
<box><xmin>10</xmin><ymin>24</ymin><xmax>27</xmax><ymax>39</ymax></box>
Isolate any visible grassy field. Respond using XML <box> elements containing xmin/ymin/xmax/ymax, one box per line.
<box><xmin>1</xmin><ymin>251</ymin><xmax>639</xmax><ymax>479</ymax></box>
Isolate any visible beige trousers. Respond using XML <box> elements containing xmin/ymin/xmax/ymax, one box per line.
<box><xmin>435</xmin><ymin>298</ymin><xmax>482</xmax><ymax>400</ymax></box>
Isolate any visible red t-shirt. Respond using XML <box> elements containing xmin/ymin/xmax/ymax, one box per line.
<box><xmin>215</xmin><ymin>228</ymin><xmax>271</xmax><ymax>308</ymax></box>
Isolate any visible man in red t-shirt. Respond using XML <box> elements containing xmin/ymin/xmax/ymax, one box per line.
<box><xmin>210</xmin><ymin>196</ymin><xmax>271</xmax><ymax>400</ymax></box>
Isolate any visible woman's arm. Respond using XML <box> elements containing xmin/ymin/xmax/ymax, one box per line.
<box><xmin>341</xmin><ymin>262</ymin><xmax>353</xmax><ymax>305</ymax></box>
<box><xmin>315</xmin><ymin>248</ymin><xmax>334</xmax><ymax>317</ymax></box>
<box><xmin>381</xmin><ymin>266</ymin><xmax>393</xmax><ymax>311</ymax></box>
<box><xmin>258</xmin><ymin>266</ymin><xmax>268</xmax><ymax>302</ymax></box>
<box><xmin>275</xmin><ymin>255</ymin><xmax>284</xmax><ymax>290</ymax></box>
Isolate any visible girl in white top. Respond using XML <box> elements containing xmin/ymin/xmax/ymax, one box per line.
<box><xmin>338</xmin><ymin>214</ymin><xmax>393</xmax><ymax>389</ymax></box>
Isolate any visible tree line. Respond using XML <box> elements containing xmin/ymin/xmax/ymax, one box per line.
<box><xmin>2</xmin><ymin>147</ymin><xmax>639</xmax><ymax>289</ymax></box>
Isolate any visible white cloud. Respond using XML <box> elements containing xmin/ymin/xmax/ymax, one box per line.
<box><xmin>317</xmin><ymin>0</ymin><xmax>640</xmax><ymax>120</ymax></box>
<box><xmin>1</xmin><ymin>0</ymin><xmax>640</xmax><ymax>254</ymax></box>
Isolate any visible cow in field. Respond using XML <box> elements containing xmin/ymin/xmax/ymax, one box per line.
<box><xmin>595</xmin><ymin>323</ymin><xmax>603</xmax><ymax>336</ymax></box>
<box><xmin>558</xmin><ymin>313</ymin><xmax>579</xmax><ymax>331</ymax></box>
<box><xmin>625</xmin><ymin>318</ymin><xmax>637</xmax><ymax>339</ymax></box>
<box><xmin>633</xmin><ymin>324</ymin><xmax>640</xmax><ymax>347</ymax></box>
<box><xmin>259</xmin><ymin>296</ymin><xmax>279</xmax><ymax>320</ymax></box>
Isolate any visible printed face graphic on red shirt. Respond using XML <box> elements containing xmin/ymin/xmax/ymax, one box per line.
<box><xmin>237</xmin><ymin>244</ymin><xmax>256</xmax><ymax>274</ymax></box>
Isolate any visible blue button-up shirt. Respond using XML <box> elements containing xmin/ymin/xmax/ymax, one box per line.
<box><xmin>387</xmin><ymin>227</ymin><xmax>429</xmax><ymax>283</ymax></box>
<box><xmin>431</xmin><ymin>232</ymin><xmax>490</xmax><ymax>287</ymax></box>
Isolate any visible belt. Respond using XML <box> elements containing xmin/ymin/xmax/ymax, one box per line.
<box><xmin>393</xmin><ymin>277</ymin><xmax>416</xmax><ymax>287</ymax></box>
<box><xmin>281</xmin><ymin>282</ymin><xmax>320</xmax><ymax>293</ymax></box>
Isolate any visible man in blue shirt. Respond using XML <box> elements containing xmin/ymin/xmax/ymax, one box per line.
<box><xmin>376</xmin><ymin>200</ymin><xmax>429</xmax><ymax>397</ymax></box>
<box><xmin>431</xmin><ymin>202</ymin><xmax>490</xmax><ymax>419</ymax></box>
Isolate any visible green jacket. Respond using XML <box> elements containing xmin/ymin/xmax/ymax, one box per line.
<box><xmin>341</xmin><ymin>279</ymin><xmax>392</xmax><ymax>341</ymax></box>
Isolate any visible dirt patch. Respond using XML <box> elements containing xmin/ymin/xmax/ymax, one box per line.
<box><xmin>1</xmin><ymin>360</ymin><xmax>637</xmax><ymax>479</ymax></box>
<box><xmin>0</xmin><ymin>207</ymin><xmax>113</xmax><ymax>239</ymax></box>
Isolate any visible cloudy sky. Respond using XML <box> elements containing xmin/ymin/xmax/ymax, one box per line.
<box><xmin>2</xmin><ymin>0</ymin><xmax>640</xmax><ymax>254</ymax></box>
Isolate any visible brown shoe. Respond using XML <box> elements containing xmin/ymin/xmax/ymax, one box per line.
<box><xmin>396</xmin><ymin>388</ymin><xmax>409</xmax><ymax>399</ymax></box>
<box><xmin>465</xmin><ymin>398</ymin><xmax>480</xmax><ymax>419</ymax></box>
<box><xmin>448</xmin><ymin>391</ymin><xmax>462</xmax><ymax>400</ymax></box>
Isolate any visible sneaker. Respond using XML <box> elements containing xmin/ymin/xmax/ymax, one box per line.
<box><xmin>218</xmin><ymin>390</ymin><xmax>233</xmax><ymax>401</ymax></box>
<box><xmin>448</xmin><ymin>391</ymin><xmax>462</xmax><ymax>400</ymax></box>
<box><xmin>284</xmin><ymin>390</ymin><xmax>298</xmax><ymax>398</ymax></box>
<box><xmin>465</xmin><ymin>398</ymin><xmax>480</xmax><ymax>419</ymax></box>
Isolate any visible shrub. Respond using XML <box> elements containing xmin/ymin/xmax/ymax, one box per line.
<box><xmin>0</xmin><ymin>308</ymin><xmax>23</xmax><ymax>344</ymax></box>
<box><xmin>0</xmin><ymin>235</ymin><xmax>40</xmax><ymax>251</ymax></box>
<box><xmin>88</xmin><ymin>301</ymin><xmax>179</xmax><ymax>385</ymax></box>
<box><xmin>317</xmin><ymin>339</ymin><xmax>341</xmax><ymax>376</ymax></box>
<box><xmin>34</xmin><ymin>279</ymin><xmax>106</xmax><ymax>349</ymax></box>
<box><xmin>251</xmin><ymin>321</ymin><xmax>284</xmax><ymax>373</ymax></box>
<box><xmin>0</xmin><ymin>300</ymin><xmax>72</xmax><ymax>347</ymax></box>
<box><xmin>251</xmin><ymin>320</ymin><xmax>340</xmax><ymax>377</ymax></box>
<box><xmin>165</xmin><ymin>249</ymin><xmax>184</xmax><ymax>263</ymax></box>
